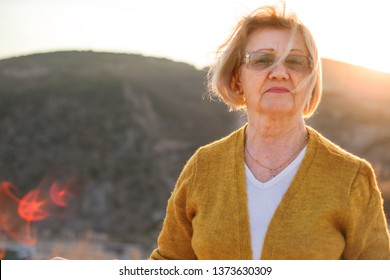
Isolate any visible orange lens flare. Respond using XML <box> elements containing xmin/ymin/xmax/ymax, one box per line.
<box><xmin>18</xmin><ymin>189</ymin><xmax>49</xmax><ymax>222</ymax></box>
<box><xmin>0</xmin><ymin>182</ymin><xmax>38</xmax><ymax>246</ymax></box>
<box><xmin>1</xmin><ymin>178</ymin><xmax>76</xmax><ymax>250</ymax></box>
<box><xmin>0</xmin><ymin>181</ymin><xmax>22</xmax><ymax>202</ymax></box>
<box><xmin>49</xmin><ymin>182</ymin><xmax>70</xmax><ymax>207</ymax></box>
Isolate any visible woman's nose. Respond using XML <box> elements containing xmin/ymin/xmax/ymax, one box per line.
<box><xmin>268</xmin><ymin>61</ymin><xmax>289</xmax><ymax>80</ymax></box>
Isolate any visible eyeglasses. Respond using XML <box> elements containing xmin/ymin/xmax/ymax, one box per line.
<box><xmin>243</xmin><ymin>51</ymin><xmax>313</xmax><ymax>73</ymax></box>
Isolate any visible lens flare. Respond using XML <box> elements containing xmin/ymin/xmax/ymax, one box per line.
<box><xmin>17</xmin><ymin>189</ymin><xmax>49</xmax><ymax>222</ymax></box>
<box><xmin>0</xmin><ymin>178</ymin><xmax>77</xmax><ymax>256</ymax></box>
<box><xmin>0</xmin><ymin>181</ymin><xmax>21</xmax><ymax>202</ymax></box>
<box><xmin>49</xmin><ymin>182</ymin><xmax>70</xmax><ymax>207</ymax></box>
<box><xmin>0</xmin><ymin>182</ymin><xmax>38</xmax><ymax>247</ymax></box>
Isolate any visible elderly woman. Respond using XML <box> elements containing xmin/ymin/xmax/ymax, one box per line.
<box><xmin>149</xmin><ymin>4</ymin><xmax>390</xmax><ymax>260</ymax></box>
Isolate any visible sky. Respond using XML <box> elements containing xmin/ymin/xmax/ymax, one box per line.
<box><xmin>1</xmin><ymin>0</ymin><xmax>390</xmax><ymax>73</ymax></box>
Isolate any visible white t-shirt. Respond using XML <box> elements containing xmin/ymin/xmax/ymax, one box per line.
<box><xmin>245</xmin><ymin>146</ymin><xmax>307</xmax><ymax>260</ymax></box>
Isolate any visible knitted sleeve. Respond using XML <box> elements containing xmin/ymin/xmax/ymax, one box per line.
<box><xmin>149</xmin><ymin>152</ymin><xmax>198</xmax><ymax>260</ymax></box>
<box><xmin>342</xmin><ymin>160</ymin><xmax>390</xmax><ymax>259</ymax></box>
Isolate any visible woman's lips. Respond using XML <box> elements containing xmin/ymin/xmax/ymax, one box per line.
<box><xmin>265</xmin><ymin>87</ymin><xmax>290</xmax><ymax>93</ymax></box>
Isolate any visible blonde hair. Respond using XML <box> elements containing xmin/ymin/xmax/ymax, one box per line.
<box><xmin>207</xmin><ymin>4</ymin><xmax>322</xmax><ymax>118</ymax></box>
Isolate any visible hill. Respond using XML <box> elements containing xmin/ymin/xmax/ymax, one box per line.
<box><xmin>0</xmin><ymin>51</ymin><xmax>238</xmax><ymax>257</ymax></box>
<box><xmin>0</xmin><ymin>51</ymin><xmax>389</xmax><ymax>258</ymax></box>
<box><xmin>308</xmin><ymin>59</ymin><xmax>390</xmax><ymax>176</ymax></box>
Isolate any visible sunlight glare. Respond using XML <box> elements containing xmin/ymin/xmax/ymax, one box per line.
<box><xmin>0</xmin><ymin>0</ymin><xmax>390</xmax><ymax>73</ymax></box>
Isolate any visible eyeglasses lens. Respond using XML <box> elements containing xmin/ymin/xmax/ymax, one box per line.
<box><xmin>246</xmin><ymin>52</ymin><xmax>312</xmax><ymax>73</ymax></box>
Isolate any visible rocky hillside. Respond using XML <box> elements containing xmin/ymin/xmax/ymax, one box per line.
<box><xmin>308</xmin><ymin>59</ymin><xmax>390</xmax><ymax>184</ymax></box>
<box><xmin>0</xmin><ymin>52</ymin><xmax>389</xmax><ymax>258</ymax></box>
<box><xmin>0</xmin><ymin>51</ymin><xmax>238</xmax><ymax>254</ymax></box>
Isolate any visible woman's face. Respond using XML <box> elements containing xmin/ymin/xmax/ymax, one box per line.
<box><xmin>238</xmin><ymin>28</ymin><xmax>311</xmax><ymax>119</ymax></box>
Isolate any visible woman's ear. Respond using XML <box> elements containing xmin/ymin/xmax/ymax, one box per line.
<box><xmin>232</xmin><ymin>71</ymin><xmax>242</xmax><ymax>94</ymax></box>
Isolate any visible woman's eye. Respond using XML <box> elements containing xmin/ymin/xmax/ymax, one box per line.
<box><xmin>286</xmin><ymin>56</ymin><xmax>307</xmax><ymax>66</ymax></box>
<box><xmin>286</xmin><ymin>57</ymin><xmax>302</xmax><ymax>65</ymax></box>
<box><xmin>253</xmin><ymin>55</ymin><xmax>273</xmax><ymax>65</ymax></box>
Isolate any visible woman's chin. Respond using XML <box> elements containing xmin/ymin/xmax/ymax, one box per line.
<box><xmin>257</xmin><ymin>102</ymin><xmax>295</xmax><ymax>116</ymax></box>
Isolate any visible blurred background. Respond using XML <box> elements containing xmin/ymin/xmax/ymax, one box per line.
<box><xmin>0</xmin><ymin>0</ymin><xmax>389</xmax><ymax>259</ymax></box>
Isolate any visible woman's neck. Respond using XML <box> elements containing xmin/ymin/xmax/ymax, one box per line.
<box><xmin>245</xmin><ymin>114</ymin><xmax>306</xmax><ymax>147</ymax></box>
<box><xmin>244</xmin><ymin>113</ymin><xmax>308</xmax><ymax>182</ymax></box>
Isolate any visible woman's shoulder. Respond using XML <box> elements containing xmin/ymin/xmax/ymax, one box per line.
<box><xmin>305</xmin><ymin>127</ymin><xmax>378</xmax><ymax>201</ymax></box>
<box><xmin>307</xmin><ymin>126</ymin><xmax>371</xmax><ymax>171</ymax></box>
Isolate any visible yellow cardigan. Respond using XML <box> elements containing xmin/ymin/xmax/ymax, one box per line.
<box><xmin>149</xmin><ymin>125</ymin><xmax>390</xmax><ymax>259</ymax></box>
